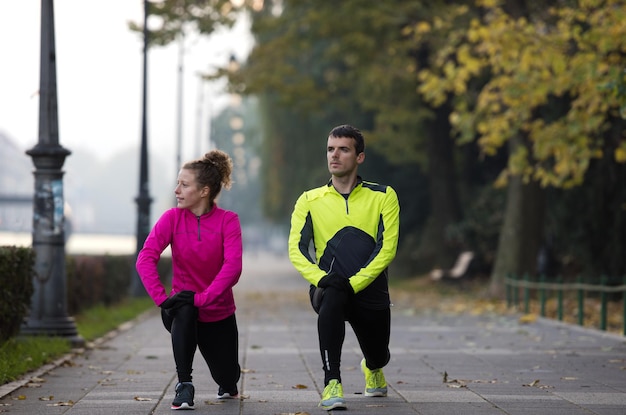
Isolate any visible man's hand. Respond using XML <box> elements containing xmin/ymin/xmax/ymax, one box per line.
<box><xmin>317</xmin><ymin>273</ymin><xmax>353</xmax><ymax>294</ymax></box>
<box><xmin>160</xmin><ymin>290</ymin><xmax>195</xmax><ymax>309</ymax></box>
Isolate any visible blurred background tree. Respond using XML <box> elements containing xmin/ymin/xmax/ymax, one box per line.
<box><xmin>142</xmin><ymin>0</ymin><xmax>626</xmax><ymax>297</ymax></box>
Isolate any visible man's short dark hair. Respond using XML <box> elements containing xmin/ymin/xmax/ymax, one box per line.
<box><xmin>329</xmin><ymin>125</ymin><xmax>365</xmax><ymax>155</ymax></box>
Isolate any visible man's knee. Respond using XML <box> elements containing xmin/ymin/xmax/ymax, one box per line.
<box><xmin>367</xmin><ymin>350</ymin><xmax>390</xmax><ymax>369</ymax></box>
<box><xmin>318</xmin><ymin>288</ymin><xmax>349</xmax><ymax>315</ymax></box>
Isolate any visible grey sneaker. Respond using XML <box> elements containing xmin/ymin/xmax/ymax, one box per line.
<box><xmin>217</xmin><ymin>386</ymin><xmax>239</xmax><ymax>399</ymax></box>
<box><xmin>171</xmin><ymin>382</ymin><xmax>194</xmax><ymax>410</ymax></box>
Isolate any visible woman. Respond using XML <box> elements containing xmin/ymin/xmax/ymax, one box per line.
<box><xmin>136</xmin><ymin>150</ymin><xmax>242</xmax><ymax>410</ymax></box>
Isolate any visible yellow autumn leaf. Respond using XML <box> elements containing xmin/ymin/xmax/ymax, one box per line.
<box><xmin>415</xmin><ymin>21</ymin><xmax>431</xmax><ymax>34</ymax></box>
<box><xmin>476</xmin><ymin>0</ymin><xmax>502</xmax><ymax>8</ymax></box>
<box><xmin>518</xmin><ymin>313</ymin><xmax>538</xmax><ymax>324</ymax></box>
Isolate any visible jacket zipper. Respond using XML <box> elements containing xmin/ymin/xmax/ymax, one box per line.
<box><xmin>196</xmin><ymin>216</ymin><xmax>201</xmax><ymax>240</ymax></box>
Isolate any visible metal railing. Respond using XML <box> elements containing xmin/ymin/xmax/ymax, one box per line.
<box><xmin>504</xmin><ymin>273</ymin><xmax>626</xmax><ymax>335</ymax></box>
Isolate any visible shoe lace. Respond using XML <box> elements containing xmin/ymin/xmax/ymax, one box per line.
<box><xmin>326</xmin><ymin>381</ymin><xmax>341</xmax><ymax>398</ymax></box>
<box><xmin>369</xmin><ymin>369</ymin><xmax>384</xmax><ymax>388</ymax></box>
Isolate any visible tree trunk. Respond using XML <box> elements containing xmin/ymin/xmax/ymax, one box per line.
<box><xmin>412</xmin><ymin>105</ymin><xmax>463</xmax><ymax>273</ymax></box>
<box><xmin>490</xmin><ymin>138</ymin><xmax>545</xmax><ymax>297</ymax></box>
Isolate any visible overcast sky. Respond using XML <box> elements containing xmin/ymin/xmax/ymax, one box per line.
<box><xmin>0</xmin><ymin>1</ymin><xmax>253</xmax><ymax>172</ymax></box>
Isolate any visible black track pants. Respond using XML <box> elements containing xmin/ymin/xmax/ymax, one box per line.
<box><xmin>316</xmin><ymin>287</ymin><xmax>391</xmax><ymax>385</ymax></box>
<box><xmin>162</xmin><ymin>305</ymin><xmax>241</xmax><ymax>391</ymax></box>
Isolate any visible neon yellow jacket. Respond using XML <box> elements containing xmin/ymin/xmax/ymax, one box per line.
<box><xmin>288</xmin><ymin>178</ymin><xmax>400</xmax><ymax>309</ymax></box>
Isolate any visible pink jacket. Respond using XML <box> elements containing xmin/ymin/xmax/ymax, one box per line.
<box><xmin>136</xmin><ymin>205</ymin><xmax>242</xmax><ymax>322</ymax></box>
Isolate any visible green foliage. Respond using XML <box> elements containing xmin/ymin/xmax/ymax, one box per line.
<box><xmin>210</xmin><ymin>97</ymin><xmax>265</xmax><ymax>225</ymax></box>
<box><xmin>67</xmin><ymin>255</ymin><xmax>172</xmax><ymax>314</ymax></box>
<box><xmin>446</xmin><ymin>185</ymin><xmax>506</xmax><ymax>269</ymax></box>
<box><xmin>240</xmin><ymin>0</ymin><xmax>436</xmax><ymax>164</ymax></box>
<box><xmin>547</xmin><ymin>150</ymin><xmax>626</xmax><ymax>278</ymax></box>
<box><xmin>66</xmin><ymin>255</ymin><xmax>130</xmax><ymax>314</ymax></box>
<box><xmin>0</xmin><ymin>247</ymin><xmax>35</xmax><ymax>345</ymax></box>
<box><xmin>128</xmin><ymin>0</ymin><xmax>240</xmax><ymax>47</ymax></box>
<box><xmin>415</xmin><ymin>0</ymin><xmax>626</xmax><ymax>188</ymax></box>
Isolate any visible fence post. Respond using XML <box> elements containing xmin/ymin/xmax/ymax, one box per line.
<box><xmin>623</xmin><ymin>276</ymin><xmax>626</xmax><ymax>336</ymax></box>
<box><xmin>600</xmin><ymin>275</ymin><xmax>608</xmax><ymax>331</ymax></box>
<box><xmin>524</xmin><ymin>273</ymin><xmax>530</xmax><ymax>313</ymax></box>
<box><xmin>577</xmin><ymin>275</ymin><xmax>584</xmax><ymax>327</ymax></box>
<box><xmin>539</xmin><ymin>274</ymin><xmax>546</xmax><ymax>317</ymax></box>
<box><xmin>512</xmin><ymin>274</ymin><xmax>519</xmax><ymax>309</ymax></box>
<box><xmin>506</xmin><ymin>273</ymin><xmax>511</xmax><ymax>308</ymax></box>
<box><xmin>557</xmin><ymin>276</ymin><xmax>563</xmax><ymax>321</ymax></box>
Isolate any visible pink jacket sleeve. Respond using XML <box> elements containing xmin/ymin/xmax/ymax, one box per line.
<box><xmin>135</xmin><ymin>210</ymin><xmax>172</xmax><ymax>307</ymax></box>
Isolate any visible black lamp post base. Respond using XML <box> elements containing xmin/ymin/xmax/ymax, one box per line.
<box><xmin>21</xmin><ymin>317</ymin><xmax>85</xmax><ymax>348</ymax></box>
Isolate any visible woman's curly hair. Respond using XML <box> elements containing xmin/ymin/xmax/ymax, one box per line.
<box><xmin>183</xmin><ymin>150</ymin><xmax>233</xmax><ymax>204</ymax></box>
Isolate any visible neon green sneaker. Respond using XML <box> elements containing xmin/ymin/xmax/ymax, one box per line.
<box><xmin>319</xmin><ymin>379</ymin><xmax>346</xmax><ymax>410</ymax></box>
<box><xmin>361</xmin><ymin>358</ymin><xmax>387</xmax><ymax>397</ymax></box>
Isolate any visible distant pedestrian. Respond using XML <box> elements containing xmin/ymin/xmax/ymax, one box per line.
<box><xmin>136</xmin><ymin>150</ymin><xmax>242</xmax><ymax>410</ymax></box>
<box><xmin>288</xmin><ymin>124</ymin><xmax>400</xmax><ymax>410</ymax></box>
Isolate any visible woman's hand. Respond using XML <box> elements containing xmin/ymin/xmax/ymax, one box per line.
<box><xmin>159</xmin><ymin>290</ymin><xmax>195</xmax><ymax>309</ymax></box>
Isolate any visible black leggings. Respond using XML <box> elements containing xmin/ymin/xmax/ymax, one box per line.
<box><xmin>317</xmin><ymin>287</ymin><xmax>391</xmax><ymax>385</ymax></box>
<box><xmin>161</xmin><ymin>304</ymin><xmax>241</xmax><ymax>390</ymax></box>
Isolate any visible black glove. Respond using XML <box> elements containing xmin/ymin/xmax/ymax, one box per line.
<box><xmin>317</xmin><ymin>273</ymin><xmax>353</xmax><ymax>294</ymax></box>
<box><xmin>160</xmin><ymin>290</ymin><xmax>195</xmax><ymax>310</ymax></box>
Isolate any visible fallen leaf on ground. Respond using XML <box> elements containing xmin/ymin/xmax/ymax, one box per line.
<box><xmin>523</xmin><ymin>379</ymin><xmax>553</xmax><ymax>389</ymax></box>
<box><xmin>518</xmin><ymin>314</ymin><xmax>537</xmax><ymax>324</ymax></box>
<box><xmin>292</xmin><ymin>384</ymin><xmax>308</xmax><ymax>389</ymax></box>
<box><xmin>134</xmin><ymin>396</ymin><xmax>151</xmax><ymax>401</ymax></box>
<box><xmin>46</xmin><ymin>400</ymin><xmax>74</xmax><ymax>406</ymax></box>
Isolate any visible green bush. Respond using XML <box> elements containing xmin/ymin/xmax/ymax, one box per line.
<box><xmin>0</xmin><ymin>247</ymin><xmax>35</xmax><ymax>344</ymax></box>
<box><xmin>66</xmin><ymin>254</ymin><xmax>172</xmax><ymax>314</ymax></box>
<box><xmin>0</xmin><ymin>247</ymin><xmax>172</xmax><ymax>345</ymax></box>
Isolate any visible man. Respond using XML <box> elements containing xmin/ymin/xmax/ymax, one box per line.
<box><xmin>288</xmin><ymin>124</ymin><xmax>400</xmax><ymax>410</ymax></box>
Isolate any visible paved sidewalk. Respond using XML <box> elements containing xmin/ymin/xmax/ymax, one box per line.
<box><xmin>1</xmin><ymin>253</ymin><xmax>626</xmax><ymax>414</ymax></box>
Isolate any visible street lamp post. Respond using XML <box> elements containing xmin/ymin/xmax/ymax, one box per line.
<box><xmin>21</xmin><ymin>0</ymin><xmax>83</xmax><ymax>346</ymax></box>
<box><xmin>131</xmin><ymin>0</ymin><xmax>152</xmax><ymax>297</ymax></box>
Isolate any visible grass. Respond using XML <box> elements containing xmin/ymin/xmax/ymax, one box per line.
<box><xmin>0</xmin><ymin>296</ymin><xmax>154</xmax><ymax>386</ymax></box>
<box><xmin>0</xmin><ymin>337</ymin><xmax>70</xmax><ymax>386</ymax></box>
<box><xmin>74</xmin><ymin>297</ymin><xmax>154</xmax><ymax>340</ymax></box>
